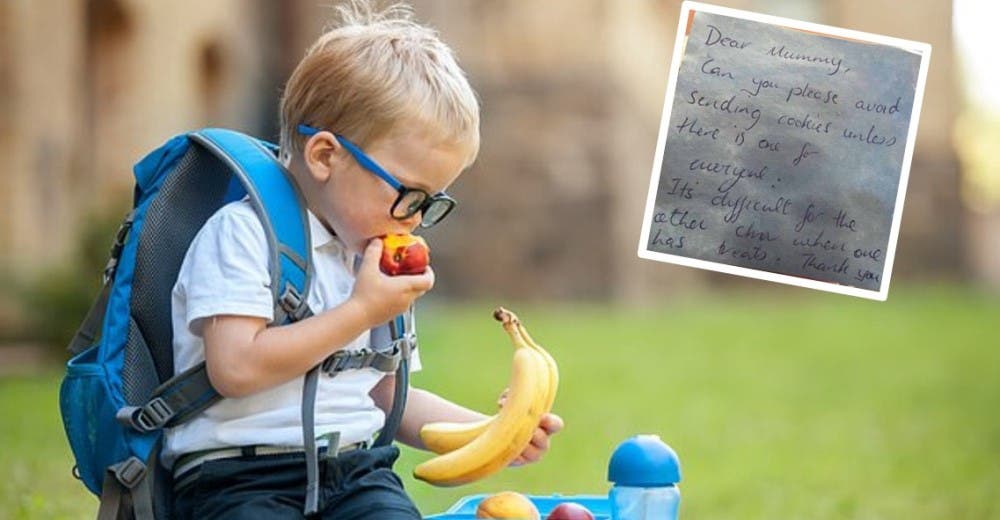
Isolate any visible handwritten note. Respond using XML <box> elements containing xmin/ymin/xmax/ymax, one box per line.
<box><xmin>638</xmin><ymin>2</ymin><xmax>931</xmax><ymax>300</ymax></box>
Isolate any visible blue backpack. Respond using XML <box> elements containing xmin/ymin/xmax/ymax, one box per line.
<box><xmin>59</xmin><ymin>128</ymin><xmax>414</xmax><ymax>519</ymax></box>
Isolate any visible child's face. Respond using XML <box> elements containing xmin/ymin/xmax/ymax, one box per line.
<box><xmin>308</xmin><ymin>125</ymin><xmax>469</xmax><ymax>256</ymax></box>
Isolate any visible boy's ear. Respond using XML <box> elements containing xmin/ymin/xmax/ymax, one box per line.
<box><xmin>302</xmin><ymin>131</ymin><xmax>344</xmax><ymax>183</ymax></box>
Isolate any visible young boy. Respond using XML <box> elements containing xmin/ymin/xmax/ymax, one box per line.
<box><xmin>163</xmin><ymin>2</ymin><xmax>562</xmax><ymax>518</ymax></box>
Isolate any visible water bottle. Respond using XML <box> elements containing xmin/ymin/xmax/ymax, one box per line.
<box><xmin>608</xmin><ymin>435</ymin><xmax>682</xmax><ymax>520</ymax></box>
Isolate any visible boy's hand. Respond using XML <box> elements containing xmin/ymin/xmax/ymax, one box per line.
<box><xmin>351</xmin><ymin>239</ymin><xmax>434</xmax><ymax>326</ymax></box>
<box><xmin>511</xmin><ymin>413</ymin><xmax>564</xmax><ymax>466</ymax></box>
<box><xmin>498</xmin><ymin>388</ymin><xmax>564</xmax><ymax>467</ymax></box>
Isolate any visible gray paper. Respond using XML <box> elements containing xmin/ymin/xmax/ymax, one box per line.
<box><xmin>645</xmin><ymin>11</ymin><xmax>922</xmax><ymax>291</ymax></box>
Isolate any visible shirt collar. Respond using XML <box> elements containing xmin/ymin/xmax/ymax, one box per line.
<box><xmin>306</xmin><ymin>211</ymin><xmax>359</xmax><ymax>274</ymax></box>
<box><xmin>307</xmin><ymin>211</ymin><xmax>339</xmax><ymax>251</ymax></box>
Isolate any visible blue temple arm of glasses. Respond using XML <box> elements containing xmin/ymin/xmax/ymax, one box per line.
<box><xmin>334</xmin><ymin>137</ymin><xmax>404</xmax><ymax>191</ymax></box>
<box><xmin>297</xmin><ymin>124</ymin><xmax>320</xmax><ymax>136</ymax></box>
<box><xmin>297</xmin><ymin>124</ymin><xmax>404</xmax><ymax>191</ymax></box>
<box><xmin>299</xmin><ymin>124</ymin><xmax>454</xmax><ymax>200</ymax></box>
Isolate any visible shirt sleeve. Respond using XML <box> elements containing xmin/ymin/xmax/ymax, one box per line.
<box><xmin>179</xmin><ymin>205</ymin><xmax>274</xmax><ymax>335</ymax></box>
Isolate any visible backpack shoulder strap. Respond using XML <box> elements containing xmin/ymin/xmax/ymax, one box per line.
<box><xmin>192</xmin><ymin>130</ymin><xmax>331</xmax><ymax>515</ymax></box>
<box><xmin>191</xmin><ymin>128</ymin><xmax>313</xmax><ymax>323</ymax></box>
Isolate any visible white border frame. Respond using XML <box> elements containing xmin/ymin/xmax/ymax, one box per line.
<box><xmin>637</xmin><ymin>1</ymin><xmax>932</xmax><ymax>301</ymax></box>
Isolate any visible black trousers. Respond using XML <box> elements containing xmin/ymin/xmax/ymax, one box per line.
<box><xmin>173</xmin><ymin>445</ymin><xmax>422</xmax><ymax>519</ymax></box>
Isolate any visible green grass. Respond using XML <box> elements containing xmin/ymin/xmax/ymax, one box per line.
<box><xmin>2</xmin><ymin>285</ymin><xmax>998</xmax><ymax>519</ymax></box>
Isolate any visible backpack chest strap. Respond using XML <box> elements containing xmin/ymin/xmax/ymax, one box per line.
<box><xmin>320</xmin><ymin>333</ymin><xmax>415</xmax><ymax>375</ymax></box>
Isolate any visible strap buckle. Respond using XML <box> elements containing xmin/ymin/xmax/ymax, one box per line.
<box><xmin>279</xmin><ymin>284</ymin><xmax>311</xmax><ymax>322</ymax></box>
<box><xmin>110</xmin><ymin>457</ymin><xmax>146</xmax><ymax>489</ymax></box>
<box><xmin>137</xmin><ymin>397</ymin><xmax>173</xmax><ymax>431</ymax></box>
<box><xmin>373</xmin><ymin>345</ymin><xmax>402</xmax><ymax>373</ymax></box>
<box><xmin>103</xmin><ymin>211</ymin><xmax>135</xmax><ymax>284</ymax></box>
<box><xmin>321</xmin><ymin>349</ymin><xmax>370</xmax><ymax>374</ymax></box>
<box><xmin>394</xmin><ymin>333</ymin><xmax>416</xmax><ymax>359</ymax></box>
<box><xmin>339</xmin><ymin>349</ymin><xmax>365</xmax><ymax>372</ymax></box>
<box><xmin>117</xmin><ymin>397</ymin><xmax>174</xmax><ymax>432</ymax></box>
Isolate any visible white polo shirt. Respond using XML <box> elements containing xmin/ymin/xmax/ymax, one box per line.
<box><xmin>162</xmin><ymin>199</ymin><xmax>420</xmax><ymax>468</ymax></box>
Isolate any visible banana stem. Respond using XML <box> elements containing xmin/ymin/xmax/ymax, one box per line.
<box><xmin>494</xmin><ymin>308</ymin><xmax>528</xmax><ymax>349</ymax></box>
<box><xmin>493</xmin><ymin>307</ymin><xmax>516</xmax><ymax>325</ymax></box>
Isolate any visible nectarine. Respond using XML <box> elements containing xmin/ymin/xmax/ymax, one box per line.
<box><xmin>475</xmin><ymin>491</ymin><xmax>540</xmax><ymax>519</ymax></box>
<box><xmin>379</xmin><ymin>234</ymin><xmax>429</xmax><ymax>276</ymax></box>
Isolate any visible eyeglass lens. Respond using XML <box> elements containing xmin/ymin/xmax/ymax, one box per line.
<box><xmin>393</xmin><ymin>190</ymin><xmax>428</xmax><ymax>219</ymax></box>
<box><xmin>422</xmin><ymin>200</ymin><xmax>452</xmax><ymax>225</ymax></box>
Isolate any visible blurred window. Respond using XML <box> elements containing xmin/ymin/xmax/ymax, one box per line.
<box><xmin>198</xmin><ymin>40</ymin><xmax>226</xmax><ymax>124</ymax></box>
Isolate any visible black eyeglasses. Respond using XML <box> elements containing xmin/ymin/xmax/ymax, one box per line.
<box><xmin>297</xmin><ymin>124</ymin><xmax>457</xmax><ymax>228</ymax></box>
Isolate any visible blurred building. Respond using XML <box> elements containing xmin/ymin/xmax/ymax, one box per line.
<box><xmin>0</xmin><ymin>0</ymin><xmax>277</xmax><ymax>273</ymax></box>
<box><xmin>0</xmin><ymin>0</ymin><xmax>978</xmax><ymax>302</ymax></box>
<box><xmin>406</xmin><ymin>0</ymin><xmax>966</xmax><ymax>300</ymax></box>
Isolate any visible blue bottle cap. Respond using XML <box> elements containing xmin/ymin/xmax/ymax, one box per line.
<box><xmin>608</xmin><ymin>434</ymin><xmax>681</xmax><ymax>486</ymax></box>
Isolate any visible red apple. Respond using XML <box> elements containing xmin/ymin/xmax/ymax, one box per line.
<box><xmin>546</xmin><ymin>502</ymin><xmax>595</xmax><ymax>520</ymax></box>
<box><xmin>379</xmin><ymin>234</ymin><xmax>430</xmax><ymax>276</ymax></box>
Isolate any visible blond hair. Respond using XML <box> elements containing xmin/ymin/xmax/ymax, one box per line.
<box><xmin>279</xmin><ymin>1</ymin><xmax>480</xmax><ymax>167</ymax></box>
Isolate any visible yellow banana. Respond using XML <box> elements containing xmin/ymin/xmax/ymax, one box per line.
<box><xmin>418</xmin><ymin>308</ymin><xmax>559</xmax><ymax>455</ymax></box>
<box><xmin>414</xmin><ymin>314</ymin><xmax>550</xmax><ymax>486</ymax></box>
<box><xmin>494</xmin><ymin>307</ymin><xmax>559</xmax><ymax>419</ymax></box>
<box><xmin>512</xmin><ymin>312</ymin><xmax>559</xmax><ymax>413</ymax></box>
<box><xmin>420</xmin><ymin>416</ymin><xmax>494</xmax><ymax>454</ymax></box>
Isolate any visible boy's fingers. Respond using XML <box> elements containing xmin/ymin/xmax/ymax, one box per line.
<box><xmin>508</xmin><ymin>426</ymin><xmax>551</xmax><ymax>468</ymax></box>
<box><xmin>540</xmin><ymin>413</ymin><xmax>564</xmax><ymax>435</ymax></box>
<box><xmin>361</xmin><ymin>239</ymin><xmax>384</xmax><ymax>272</ymax></box>
<box><xmin>405</xmin><ymin>266</ymin><xmax>435</xmax><ymax>292</ymax></box>
<box><xmin>529</xmin><ymin>427</ymin><xmax>550</xmax><ymax>452</ymax></box>
<box><xmin>422</xmin><ymin>266</ymin><xmax>435</xmax><ymax>289</ymax></box>
<box><xmin>519</xmin><ymin>443</ymin><xmax>542</xmax><ymax>464</ymax></box>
